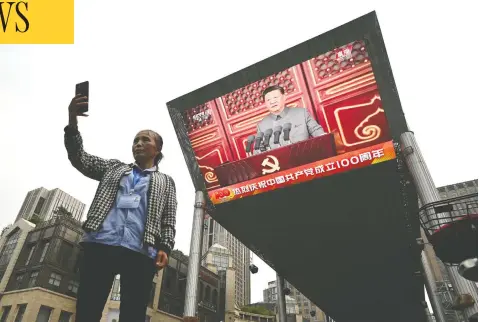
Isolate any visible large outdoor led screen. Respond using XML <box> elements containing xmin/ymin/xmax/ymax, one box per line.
<box><xmin>180</xmin><ymin>40</ymin><xmax>396</xmax><ymax>204</ymax></box>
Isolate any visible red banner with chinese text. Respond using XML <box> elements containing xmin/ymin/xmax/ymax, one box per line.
<box><xmin>209</xmin><ymin>140</ymin><xmax>396</xmax><ymax>204</ymax></box>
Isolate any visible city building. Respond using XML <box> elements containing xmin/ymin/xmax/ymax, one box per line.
<box><xmin>202</xmin><ymin>244</ymin><xmax>237</xmax><ymax>320</ymax></box>
<box><xmin>0</xmin><ymin>216</ymin><xmax>231</xmax><ymax>322</ymax></box>
<box><xmin>0</xmin><ymin>215</ymin><xmax>83</xmax><ymax>321</ymax></box>
<box><xmin>436</xmin><ymin>179</ymin><xmax>478</xmax><ymax>322</ymax></box>
<box><xmin>1</xmin><ymin>186</ymin><xmax>237</xmax><ymax>322</ymax></box>
<box><xmin>0</xmin><ymin>219</ymin><xmax>36</xmax><ymax>293</ymax></box>
<box><xmin>263</xmin><ymin>280</ymin><xmax>327</xmax><ymax>322</ymax></box>
<box><xmin>202</xmin><ymin>215</ymin><xmax>251</xmax><ymax>306</ymax></box>
<box><xmin>203</xmin><ymin>244</ymin><xmax>230</xmax><ymax>272</ymax></box>
<box><xmin>421</xmin><ymin>179</ymin><xmax>478</xmax><ymax>322</ymax></box>
<box><xmin>15</xmin><ymin>187</ymin><xmax>86</xmax><ymax>222</ymax></box>
<box><xmin>437</xmin><ymin>179</ymin><xmax>477</xmax><ymax>199</ymax></box>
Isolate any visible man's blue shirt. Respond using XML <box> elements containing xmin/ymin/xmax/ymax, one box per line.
<box><xmin>81</xmin><ymin>165</ymin><xmax>157</xmax><ymax>260</ymax></box>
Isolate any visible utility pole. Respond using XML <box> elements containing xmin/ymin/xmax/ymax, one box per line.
<box><xmin>276</xmin><ymin>273</ymin><xmax>288</xmax><ymax>322</ymax></box>
<box><xmin>184</xmin><ymin>191</ymin><xmax>206</xmax><ymax>322</ymax></box>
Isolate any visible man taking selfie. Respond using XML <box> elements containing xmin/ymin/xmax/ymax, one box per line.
<box><xmin>64</xmin><ymin>94</ymin><xmax>177</xmax><ymax>322</ymax></box>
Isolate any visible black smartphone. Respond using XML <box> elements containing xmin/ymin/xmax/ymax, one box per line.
<box><xmin>75</xmin><ymin>81</ymin><xmax>89</xmax><ymax>113</ymax></box>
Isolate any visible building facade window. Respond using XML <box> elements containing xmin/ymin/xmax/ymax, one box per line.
<box><xmin>159</xmin><ymin>296</ymin><xmax>170</xmax><ymax>313</ymax></box>
<box><xmin>0</xmin><ymin>229</ymin><xmax>21</xmax><ymax>266</ymax></box>
<box><xmin>39</xmin><ymin>242</ymin><xmax>49</xmax><ymax>263</ymax></box>
<box><xmin>28</xmin><ymin>231</ymin><xmax>40</xmax><ymax>243</ymax></box>
<box><xmin>25</xmin><ymin>245</ymin><xmax>36</xmax><ymax>266</ymax></box>
<box><xmin>68</xmin><ymin>280</ymin><xmax>79</xmax><ymax>294</ymax></box>
<box><xmin>0</xmin><ymin>306</ymin><xmax>11</xmax><ymax>322</ymax></box>
<box><xmin>34</xmin><ymin>197</ymin><xmax>46</xmax><ymax>215</ymax></box>
<box><xmin>212</xmin><ymin>254</ymin><xmax>228</xmax><ymax>271</ymax></box>
<box><xmin>48</xmin><ymin>272</ymin><xmax>62</xmax><ymax>287</ymax></box>
<box><xmin>73</xmin><ymin>251</ymin><xmax>83</xmax><ymax>274</ymax></box>
<box><xmin>205</xmin><ymin>286</ymin><xmax>211</xmax><ymax>302</ymax></box>
<box><xmin>212</xmin><ymin>289</ymin><xmax>218</xmax><ymax>307</ymax></box>
<box><xmin>55</xmin><ymin>241</ymin><xmax>73</xmax><ymax>269</ymax></box>
<box><xmin>43</xmin><ymin>227</ymin><xmax>55</xmax><ymax>239</ymax></box>
<box><xmin>58</xmin><ymin>310</ymin><xmax>73</xmax><ymax>322</ymax></box>
<box><xmin>208</xmin><ymin>235</ymin><xmax>213</xmax><ymax>249</ymax></box>
<box><xmin>177</xmin><ymin>275</ymin><xmax>186</xmax><ymax>296</ymax></box>
<box><xmin>35</xmin><ymin>306</ymin><xmax>52</xmax><ymax>322</ymax></box>
<box><xmin>200</xmin><ymin>282</ymin><xmax>204</xmax><ymax>299</ymax></box>
<box><xmin>59</xmin><ymin>226</ymin><xmax>80</xmax><ymax>243</ymax></box>
<box><xmin>171</xmin><ymin>300</ymin><xmax>183</xmax><ymax>317</ymax></box>
<box><xmin>14</xmin><ymin>273</ymin><xmax>24</xmax><ymax>289</ymax></box>
<box><xmin>168</xmin><ymin>256</ymin><xmax>178</xmax><ymax>269</ymax></box>
<box><xmin>13</xmin><ymin>304</ymin><xmax>27</xmax><ymax>322</ymax></box>
<box><xmin>164</xmin><ymin>269</ymin><xmax>172</xmax><ymax>292</ymax></box>
<box><xmin>28</xmin><ymin>271</ymin><xmax>39</xmax><ymax>288</ymax></box>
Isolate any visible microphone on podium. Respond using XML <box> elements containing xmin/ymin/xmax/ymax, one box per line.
<box><xmin>254</xmin><ymin>132</ymin><xmax>264</xmax><ymax>152</ymax></box>
<box><xmin>273</xmin><ymin>125</ymin><xmax>283</xmax><ymax>145</ymax></box>
<box><xmin>263</xmin><ymin>129</ymin><xmax>273</xmax><ymax>150</ymax></box>
<box><xmin>283</xmin><ymin>123</ymin><xmax>292</xmax><ymax>144</ymax></box>
<box><xmin>245</xmin><ymin>135</ymin><xmax>255</xmax><ymax>157</ymax></box>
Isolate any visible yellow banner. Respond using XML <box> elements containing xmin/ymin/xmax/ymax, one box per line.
<box><xmin>0</xmin><ymin>0</ymin><xmax>74</xmax><ymax>44</ymax></box>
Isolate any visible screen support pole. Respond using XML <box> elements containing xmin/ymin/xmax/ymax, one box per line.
<box><xmin>276</xmin><ymin>274</ymin><xmax>288</xmax><ymax>322</ymax></box>
<box><xmin>421</xmin><ymin>249</ymin><xmax>447</xmax><ymax>322</ymax></box>
<box><xmin>400</xmin><ymin>131</ymin><xmax>477</xmax><ymax>321</ymax></box>
<box><xmin>184</xmin><ymin>191</ymin><xmax>206</xmax><ymax>322</ymax></box>
<box><xmin>422</xmin><ymin>300</ymin><xmax>436</xmax><ymax>322</ymax></box>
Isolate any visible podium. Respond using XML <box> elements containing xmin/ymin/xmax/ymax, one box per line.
<box><xmin>214</xmin><ymin>133</ymin><xmax>336</xmax><ymax>187</ymax></box>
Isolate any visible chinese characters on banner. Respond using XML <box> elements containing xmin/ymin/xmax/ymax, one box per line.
<box><xmin>209</xmin><ymin>140</ymin><xmax>395</xmax><ymax>204</ymax></box>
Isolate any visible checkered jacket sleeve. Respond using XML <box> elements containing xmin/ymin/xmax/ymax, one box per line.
<box><xmin>64</xmin><ymin>126</ymin><xmax>119</xmax><ymax>181</ymax></box>
<box><xmin>157</xmin><ymin>175</ymin><xmax>177</xmax><ymax>254</ymax></box>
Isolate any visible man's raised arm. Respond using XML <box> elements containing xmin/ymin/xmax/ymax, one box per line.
<box><xmin>64</xmin><ymin>95</ymin><xmax>117</xmax><ymax>181</ymax></box>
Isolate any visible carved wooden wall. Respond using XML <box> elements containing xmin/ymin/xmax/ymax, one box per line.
<box><xmin>215</xmin><ymin>66</ymin><xmax>315</xmax><ymax>161</ymax></box>
<box><xmin>183</xmin><ymin>40</ymin><xmax>392</xmax><ymax>190</ymax></box>
<box><xmin>302</xmin><ymin>40</ymin><xmax>391</xmax><ymax>153</ymax></box>
<box><xmin>183</xmin><ymin>101</ymin><xmax>233</xmax><ymax>190</ymax></box>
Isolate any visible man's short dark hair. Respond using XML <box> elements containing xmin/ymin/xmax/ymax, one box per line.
<box><xmin>262</xmin><ymin>85</ymin><xmax>285</xmax><ymax>98</ymax></box>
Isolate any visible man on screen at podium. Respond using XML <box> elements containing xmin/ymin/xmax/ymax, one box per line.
<box><xmin>253</xmin><ymin>85</ymin><xmax>325</xmax><ymax>154</ymax></box>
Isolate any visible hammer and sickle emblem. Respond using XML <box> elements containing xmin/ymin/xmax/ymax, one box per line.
<box><xmin>262</xmin><ymin>155</ymin><xmax>280</xmax><ymax>175</ymax></box>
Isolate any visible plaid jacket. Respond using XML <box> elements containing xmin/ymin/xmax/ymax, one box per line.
<box><xmin>64</xmin><ymin>126</ymin><xmax>177</xmax><ymax>255</ymax></box>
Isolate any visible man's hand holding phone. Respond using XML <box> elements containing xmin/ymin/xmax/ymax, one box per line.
<box><xmin>69</xmin><ymin>81</ymin><xmax>89</xmax><ymax>129</ymax></box>
<box><xmin>68</xmin><ymin>95</ymin><xmax>89</xmax><ymax>129</ymax></box>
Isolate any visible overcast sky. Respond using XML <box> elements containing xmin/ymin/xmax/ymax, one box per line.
<box><xmin>0</xmin><ymin>0</ymin><xmax>477</xmax><ymax>306</ymax></box>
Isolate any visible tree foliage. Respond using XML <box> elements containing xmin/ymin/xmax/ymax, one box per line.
<box><xmin>53</xmin><ymin>206</ymin><xmax>73</xmax><ymax>218</ymax></box>
<box><xmin>29</xmin><ymin>214</ymin><xmax>41</xmax><ymax>225</ymax></box>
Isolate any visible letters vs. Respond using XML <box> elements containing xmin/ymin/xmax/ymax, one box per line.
<box><xmin>0</xmin><ymin>1</ymin><xmax>29</xmax><ymax>33</ymax></box>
